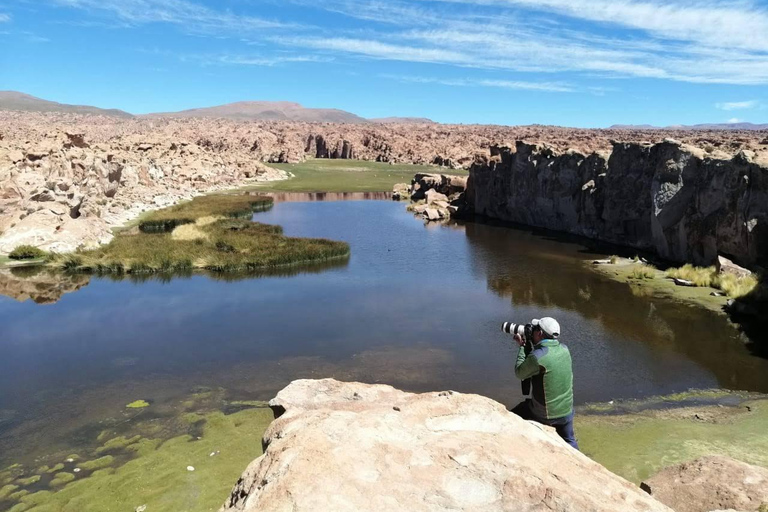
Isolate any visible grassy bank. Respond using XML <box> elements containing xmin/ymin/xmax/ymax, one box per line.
<box><xmin>256</xmin><ymin>159</ymin><xmax>457</xmax><ymax>193</ymax></box>
<box><xmin>47</xmin><ymin>194</ymin><xmax>349</xmax><ymax>274</ymax></box>
<box><xmin>578</xmin><ymin>391</ymin><xmax>768</xmax><ymax>484</ymax></box>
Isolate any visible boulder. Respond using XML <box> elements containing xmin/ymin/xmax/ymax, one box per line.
<box><xmin>221</xmin><ymin>379</ymin><xmax>672</xmax><ymax>512</ymax></box>
<box><xmin>425</xmin><ymin>189</ymin><xmax>449</xmax><ymax>205</ymax></box>
<box><xmin>641</xmin><ymin>455</ymin><xmax>768</xmax><ymax>512</ymax></box>
<box><xmin>716</xmin><ymin>256</ymin><xmax>752</xmax><ymax>279</ymax></box>
<box><xmin>424</xmin><ymin>208</ymin><xmax>442</xmax><ymax>221</ymax></box>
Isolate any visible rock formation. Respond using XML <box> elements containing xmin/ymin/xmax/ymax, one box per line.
<box><xmin>221</xmin><ymin>379</ymin><xmax>672</xmax><ymax>512</ymax></box>
<box><xmin>3</xmin><ymin>111</ymin><xmax>767</xmax><ymax>256</ymax></box>
<box><xmin>467</xmin><ymin>140</ymin><xmax>768</xmax><ymax>268</ymax></box>
<box><xmin>0</xmin><ymin>268</ymin><xmax>90</xmax><ymax>303</ymax></box>
<box><xmin>641</xmin><ymin>455</ymin><xmax>768</xmax><ymax>512</ymax></box>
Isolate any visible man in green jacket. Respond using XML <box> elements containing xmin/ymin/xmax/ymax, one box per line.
<box><xmin>511</xmin><ymin>317</ymin><xmax>578</xmax><ymax>450</ymax></box>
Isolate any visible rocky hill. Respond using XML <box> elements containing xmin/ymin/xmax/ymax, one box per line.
<box><xmin>0</xmin><ymin>91</ymin><xmax>133</xmax><ymax>118</ymax></box>
<box><xmin>146</xmin><ymin>101</ymin><xmax>368</xmax><ymax>123</ymax></box>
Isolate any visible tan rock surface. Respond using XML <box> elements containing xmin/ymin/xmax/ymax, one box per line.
<box><xmin>641</xmin><ymin>456</ymin><xmax>768</xmax><ymax>512</ymax></box>
<box><xmin>221</xmin><ymin>379</ymin><xmax>672</xmax><ymax>512</ymax></box>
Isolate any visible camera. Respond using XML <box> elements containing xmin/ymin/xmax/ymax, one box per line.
<box><xmin>502</xmin><ymin>322</ymin><xmax>534</xmax><ymax>396</ymax></box>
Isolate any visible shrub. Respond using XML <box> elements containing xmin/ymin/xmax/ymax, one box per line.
<box><xmin>609</xmin><ymin>255</ymin><xmax>619</xmax><ymax>264</ymax></box>
<box><xmin>8</xmin><ymin>245</ymin><xmax>47</xmax><ymax>260</ymax></box>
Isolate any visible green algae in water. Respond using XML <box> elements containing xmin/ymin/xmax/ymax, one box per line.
<box><xmin>49</xmin><ymin>473</ymin><xmax>75</xmax><ymax>488</ymax></box>
<box><xmin>0</xmin><ymin>484</ymin><xmax>19</xmax><ymax>499</ymax></box>
<box><xmin>95</xmin><ymin>435</ymin><xmax>142</xmax><ymax>455</ymax></box>
<box><xmin>77</xmin><ymin>456</ymin><xmax>114</xmax><ymax>472</ymax></box>
<box><xmin>44</xmin><ymin>464</ymin><xmax>63</xmax><ymax>475</ymax></box>
<box><xmin>8</xmin><ymin>489</ymin><xmax>29</xmax><ymax>500</ymax></box>
<box><xmin>15</xmin><ymin>476</ymin><xmax>40</xmax><ymax>487</ymax></box>
<box><xmin>126</xmin><ymin>400</ymin><xmax>150</xmax><ymax>409</ymax></box>
<box><xmin>15</xmin><ymin>408</ymin><xmax>272</xmax><ymax>512</ymax></box>
<box><xmin>578</xmin><ymin>398</ymin><xmax>768</xmax><ymax>484</ymax></box>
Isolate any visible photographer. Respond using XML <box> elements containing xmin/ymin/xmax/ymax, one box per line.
<box><xmin>510</xmin><ymin>317</ymin><xmax>578</xmax><ymax>450</ymax></box>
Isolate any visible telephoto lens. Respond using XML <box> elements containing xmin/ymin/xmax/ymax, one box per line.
<box><xmin>501</xmin><ymin>322</ymin><xmax>524</xmax><ymax>336</ymax></box>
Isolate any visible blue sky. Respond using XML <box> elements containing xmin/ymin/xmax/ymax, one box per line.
<box><xmin>1</xmin><ymin>0</ymin><xmax>767</xmax><ymax>127</ymax></box>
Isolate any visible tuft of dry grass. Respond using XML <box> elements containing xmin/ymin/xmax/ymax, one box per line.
<box><xmin>712</xmin><ymin>273</ymin><xmax>759</xmax><ymax>299</ymax></box>
<box><xmin>630</xmin><ymin>264</ymin><xmax>656</xmax><ymax>280</ymax></box>
<box><xmin>665</xmin><ymin>264</ymin><xmax>758</xmax><ymax>298</ymax></box>
<box><xmin>609</xmin><ymin>255</ymin><xmax>619</xmax><ymax>264</ymax></box>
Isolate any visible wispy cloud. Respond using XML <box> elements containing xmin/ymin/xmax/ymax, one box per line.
<box><xmin>0</xmin><ymin>13</ymin><xmax>10</xmax><ymax>23</ymax></box>
<box><xmin>215</xmin><ymin>55</ymin><xmax>334</xmax><ymax>67</ymax></box>
<box><xmin>715</xmin><ymin>100</ymin><xmax>759</xmax><ymax>111</ymax></box>
<box><xmin>52</xmin><ymin>0</ymin><xmax>768</xmax><ymax>86</ymax></box>
<box><xmin>726</xmin><ymin>117</ymin><xmax>742</xmax><ymax>124</ymax></box>
<box><xmin>52</xmin><ymin>0</ymin><xmax>294</xmax><ymax>33</ymax></box>
<box><xmin>383</xmin><ymin>74</ymin><xmax>574</xmax><ymax>92</ymax></box>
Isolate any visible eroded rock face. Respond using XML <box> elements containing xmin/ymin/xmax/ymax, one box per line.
<box><xmin>641</xmin><ymin>455</ymin><xmax>768</xmax><ymax>512</ymax></box>
<box><xmin>221</xmin><ymin>379</ymin><xmax>672</xmax><ymax>512</ymax></box>
<box><xmin>468</xmin><ymin>141</ymin><xmax>768</xmax><ymax>267</ymax></box>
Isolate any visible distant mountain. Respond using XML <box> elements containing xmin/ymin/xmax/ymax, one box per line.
<box><xmin>370</xmin><ymin>117</ymin><xmax>436</xmax><ymax>124</ymax></box>
<box><xmin>145</xmin><ymin>101</ymin><xmax>368</xmax><ymax>123</ymax></box>
<box><xmin>0</xmin><ymin>91</ymin><xmax>133</xmax><ymax>118</ymax></box>
<box><xmin>610</xmin><ymin>122</ymin><xmax>768</xmax><ymax>131</ymax></box>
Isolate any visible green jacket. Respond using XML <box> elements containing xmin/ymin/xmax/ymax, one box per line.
<box><xmin>515</xmin><ymin>339</ymin><xmax>573</xmax><ymax>420</ymax></box>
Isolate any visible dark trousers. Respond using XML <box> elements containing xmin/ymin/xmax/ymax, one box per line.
<box><xmin>511</xmin><ymin>399</ymin><xmax>579</xmax><ymax>450</ymax></box>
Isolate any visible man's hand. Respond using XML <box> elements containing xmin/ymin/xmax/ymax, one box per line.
<box><xmin>513</xmin><ymin>333</ymin><xmax>525</xmax><ymax>347</ymax></box>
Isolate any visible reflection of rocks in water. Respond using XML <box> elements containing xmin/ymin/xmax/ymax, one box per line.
<box><xmin>0</xmin><ymin>268</ymin><xmax>90</xmax><ymax>304</ymax></box>
<box><xmin>267</xmin><ymin>192</ymin><xmax>390</xmax><ymax>203</ymax></box>
<box><xmin>462</xmin><ymin>220</ymin><xmax>768</xmax><ymax>392</ymax></box>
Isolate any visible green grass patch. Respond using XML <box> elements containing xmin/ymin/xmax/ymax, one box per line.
<box><xmin>138</xmin><ymin>194</ymin><xmax>273</xmax><ymax>233</ymax></box>
<box><xmin>8</xmin><ymin>246</ymin><xmax>47</xmax><ymax>261</ymax></box>
<box><xmin>52</xmin><ymin>194</ymin><xmax>349</xmax><ymax>274</ymax></box>
<box><xmin>261</xmin><ymin>159</ymin><xmax>458</xmax><ymax>193</ymax></box>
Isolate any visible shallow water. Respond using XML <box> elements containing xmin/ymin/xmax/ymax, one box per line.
<box><xmin>2</xmin><ymin>197</ymin><xmax>767</xmax><ymax>469</ymax></box>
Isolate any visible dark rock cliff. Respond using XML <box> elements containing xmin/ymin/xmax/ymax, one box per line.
<box><xmin>467</xmin><ymin>140</ymin><xmax>768</xmax><ymax>268</ymax></box>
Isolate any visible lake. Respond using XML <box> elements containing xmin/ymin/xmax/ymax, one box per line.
<box><xmin>1</xmin><ymin>196</ymin><xmax>767</xmax><ymax>472</ymax></box>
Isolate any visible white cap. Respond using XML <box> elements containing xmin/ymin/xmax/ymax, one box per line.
<box><xmin>532</xmin><ymin>317</ymin><xmax>560</xmax><ymax>338</ymax></box>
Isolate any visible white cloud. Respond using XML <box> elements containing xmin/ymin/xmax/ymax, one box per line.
<box><xmin>53</xmin><ymin>0</ymin><xmax>768</xmax><ymax>86</ymax></box>
<box><xmin>0</xmin><ymin>13</ymin><xmax>10</xmax><ymax>23</ymax></box>
<box><xmin>726</xmin><ymin>117</ymin><xmax>742</xmax><ymax>124</ymax></box>
<box><xmin>216</xmin><ymin>55</ymin><xmax>334</xmax><ymax>66</ymax></box>
<box><xmin>52</xmin><ymin>0</ymin><xmax>293</xmax><ymax>33</ymax></box>
<box><xmin>383</xmin><ymin>74</ymin><xmax>574</xmax><ymax>92</ymax></box>
<box><xmin>715</xmin><ymin>100</ymin><xmax>759</xmax><ymax>111</ymax></box>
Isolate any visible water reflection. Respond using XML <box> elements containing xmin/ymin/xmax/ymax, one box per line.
<box><xmin>461</xmin><ymin>219</ymin><xmax>768</xmax><ymax>392</ymax></box>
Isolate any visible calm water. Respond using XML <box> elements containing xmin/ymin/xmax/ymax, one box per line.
<box><xmin>1</xmin><ymin>197</ymin><xmax>767</xmax><ymax>467</ymax></box>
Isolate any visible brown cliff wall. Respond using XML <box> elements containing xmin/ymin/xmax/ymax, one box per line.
<box><xmin>467</xmin><ymin>140</ymin><xmax>768</xmax><ymax>267</ymax></box>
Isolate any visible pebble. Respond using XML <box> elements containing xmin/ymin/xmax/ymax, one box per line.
<box><xmin>73</xmin><ymin>468</ymin><xmax>81</xmax><ymax>473</ymax></box>
<box><xmin>187</xmin><ymin>466</ymin><xmax>195</xmax><ymax>472</ymax></box>
<box><xmin>209</xmin><ymin>451</ymin><xmax>220</xmax><ymax>457</ymax></box>
<box><xmin>65</xmin><ymin>458</ymin><xmax>74</xmax><ymax>463</ymax></box>
<box><xmin>136</xmin><ymin>506</ymin><xmax>147</xmax><ymax>512</ymax></box>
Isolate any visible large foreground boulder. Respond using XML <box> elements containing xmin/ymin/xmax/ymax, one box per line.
<box><xmin>221</xmin><ymin>379</ymin><xmax>671</xmax><ymax>512</ymax></box>
<box><xmin>641</xmin><ymin>455</ymin><xmax>768</xmax><ymax>512</ymax></box>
